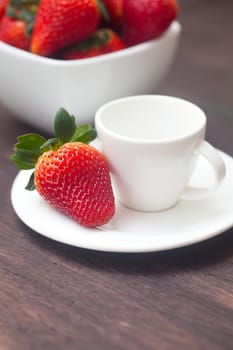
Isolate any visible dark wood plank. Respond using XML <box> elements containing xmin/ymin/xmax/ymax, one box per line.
<box><xmin>160</xmin><ymin>0</ymin><xmax>233</xmax><ymax>111</ymax></box>
<box><xmin>1</xmin><ymin>1</ymin><xmax>233</xmax><ymax>349</ymax></box>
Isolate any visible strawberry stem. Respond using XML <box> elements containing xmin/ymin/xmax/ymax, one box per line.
<box><xmin>40</xmin><ymin>138</ymin><xmax>59</xmax><ymax>151</ymax></box>
<box><xmin>96</xmin><ymin>0</ymin><xmax>109</xmax><ymax>22</ymax></box>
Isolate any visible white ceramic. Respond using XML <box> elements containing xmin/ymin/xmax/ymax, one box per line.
<box><xmin>11</xmin><ymin>151</ymin><xmax>233</xmax><ymax>253</ymax></box>
<box><xmin>0</xmin><ymin>21</ymin><xmax>180</xmax><ymax>132</ymax></box>
<box><xmin>95</xmin><ymin>95</ymin><xmax>226</xmax><ymax>212</ymax></box>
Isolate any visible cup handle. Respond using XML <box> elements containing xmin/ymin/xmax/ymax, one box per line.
<box><xmin>182</xmin><ymin>141</ymin><xmax>226</xmax><ymax>199</ymax></box>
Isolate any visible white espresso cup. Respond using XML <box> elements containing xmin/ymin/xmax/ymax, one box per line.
<box><xmin>95</xmin><ymin>95</ymin><xmax>226</xmax><ymax>212</ymax></box>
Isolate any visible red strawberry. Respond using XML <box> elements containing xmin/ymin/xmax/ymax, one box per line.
<box><xmin>101</xmin><ymin>0</ymin><xmax>123</xmax><ymax>31</ymax></box>
<box><xmin>60</xmin><ymin>28</ymin><xmax>125</xmax><ymax>60</ymax></box>
<box><xmin>34</xmin><ymin>142</ymin><xmax>115</xmax><ymax>227</ymax></box>
<box><xmin>11</xmin><ymin>108</ymin><xmax>115</xmax><ymax>228</ymax></box>
<box><xmin>0</xmin><ymin>0</ymin><xmax>39</xmax><ymax>50</ymax></box>
<box><xmin>31</xmin><ymin>0</ymin><xmax>102</xmax><ymax>57</ymax></box>
<box><xmin>123</xmin><ymin>0</ymin><xmax>178</xmax><ymax>46</ymax></box>
<box><xmin>0</xmin><ymin>0</ymin><xmax>9</xmax><ymax>20</ymax></box>
<box><xmin>0</xmin><ymin>15</ymin><xmax>30</xmax><ymax>50</ymax></box>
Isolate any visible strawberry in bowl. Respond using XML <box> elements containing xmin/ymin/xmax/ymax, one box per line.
<box><xmin>60</xmin><ymin>28</ymin><xmax>125</xmax><ymax>60</ymax></box>
<box><xmin>0</xmin><ymin>0</ymin><xmax>181</xmax><ymax>131</ymax></box>
<box><xmin>123</xmin><ymin>0</ymin><xmax>178</xmax><ymax>46</ymax></box>
<box><xmin>30</xmin><ymin>0</ymin><xmax>102</xmax><ymax>57</ymax></box>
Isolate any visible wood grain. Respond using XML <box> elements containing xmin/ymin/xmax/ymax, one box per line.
<box><xmin>1</xmin><ymin>1</ymin><xmax>233</xmax><ymax>349</ymax></box>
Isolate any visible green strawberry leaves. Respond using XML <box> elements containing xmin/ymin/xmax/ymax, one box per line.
<box><xmin>11</xmin><ymin>107</ymin><xmax>97</xmax><ymax>190</ymax></box>
<box><xmin>10</xmin><ymin>0</ymin><xmax>40</xmax><ymax>7</ymax></box>
<box><xmin>16</xmin><ymin>133</ymin><xmax>46</xmax><ymax>152</ymax></box>
<box><xmin>71</xmin><ymin>29</ymin><xmax>110</xmax><ymax>53</ymax></box>
<box><xmin>70</xmin><ymin>124</ymin><xmax>97</xmax><ymax>143</ymax></box>
<box><xmin>54</xmin><ymin>107</ymin><xmax>97</xmax><ymax>144</ymax></box>
<box><xmin>40</xmin><ymin>137</ymin><xmax>59</xmax><ymax>151</ymax></box>
<box><xmin>25</xmin><ymin>172</ymin><xmax>35</xmax><ymax>190</ymax></box>
<box><xmin>11</xmin><ymin>133</ymin><xmax>46</xmax><ymax>190</ymax></box>
<box><xmin>54</xmin><ymin>107</ymin><xmax>76</xmax><ymax>143</ymax></box>
<box><xmin>11</xmin><ymin>133</ymin><xmax>46</xmax><ymax>169</ymax></box>
<box><xmin>7</xmin><ymin>0</ymin><xmax>40</xmax><ymax>38</ymax></box>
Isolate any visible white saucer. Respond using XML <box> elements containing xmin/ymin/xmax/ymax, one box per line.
<box><xmin>11</xmin><ymin>150</ymin><xmax>233</xmax><ymax>253</ymax></box>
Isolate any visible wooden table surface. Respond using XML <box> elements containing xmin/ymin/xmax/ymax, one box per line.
<box><xmin>1</xmin><ymin>1</ymin><xmax>233</xmax><ymax>349</ymax></box>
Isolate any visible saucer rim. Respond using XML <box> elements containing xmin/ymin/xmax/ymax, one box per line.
<box><xmin>11</xmin><ymin>150</ymin><xmax>233</xmax><ymax>253</ymax></box>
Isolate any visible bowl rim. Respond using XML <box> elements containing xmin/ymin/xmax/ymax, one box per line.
<box><xmin>0</xmin><ymin>21</ymin><xmax>181</xmax><ymax>67</ymax></box>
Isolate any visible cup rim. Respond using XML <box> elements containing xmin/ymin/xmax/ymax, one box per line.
<box><xmin>95</xmin><ymin>95</ymin><xmax>207</xmax><ymax>144</ymax></box>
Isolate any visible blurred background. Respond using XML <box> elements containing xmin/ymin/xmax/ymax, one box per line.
<box><xmin>160</xmin><ymin>0</ymin><xmax>233</xmax><ymax>111</ymax></box>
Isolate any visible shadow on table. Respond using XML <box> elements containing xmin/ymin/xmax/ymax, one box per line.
<box><xmin>22</xmin><ymin>222</ymin><xmax>233</xmax><ymax>276</ymax></box>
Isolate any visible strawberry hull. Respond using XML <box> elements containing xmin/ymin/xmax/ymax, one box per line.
<box><xmin>60</xmin><ymin>29</ymin><xmax>125</xmax><ymax>60</ymax></box>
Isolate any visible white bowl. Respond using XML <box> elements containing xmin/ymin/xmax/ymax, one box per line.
<box><xmin>0</xmin><ymin>21</ymin><xmax>181</xmax><ymax>132</ymax></box>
